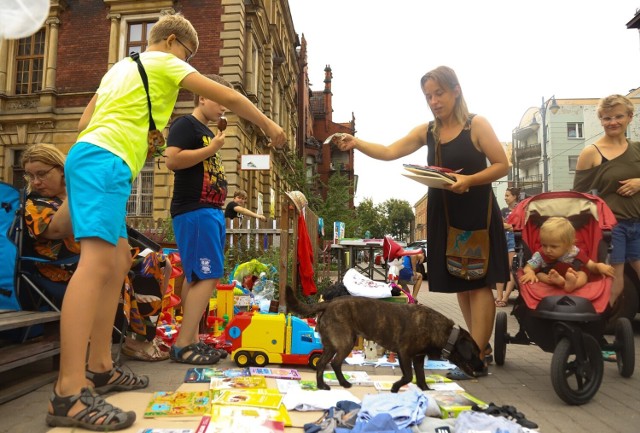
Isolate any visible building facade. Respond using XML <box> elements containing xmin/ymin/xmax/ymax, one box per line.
<box><xmin>510</xmin><ymin>90</ymin><xmax>640</xmax><ymax>196</ymax></box>
<box><xmin>0</xmin><ymin>0</ymin><xmax>300</xmax><ymax>225</ymax></box>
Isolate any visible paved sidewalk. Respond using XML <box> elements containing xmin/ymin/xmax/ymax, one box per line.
<box><xmin>1</xmin><ymin>289</ymin><xmax>638</xmax><ymax>433</ymax></box>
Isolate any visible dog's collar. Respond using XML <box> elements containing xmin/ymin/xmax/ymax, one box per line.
<box><xmin>441</xmin><ymin>325</ymin><xmax>460</xmax><ymax>360</ymax></box>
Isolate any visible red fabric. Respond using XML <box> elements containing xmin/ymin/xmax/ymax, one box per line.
<box><xmin>517</xmin><ymin>270</ymin><xmax>611</xmax><ymax>313</ymax></box>
<box><xmin>382</xmin><ymin>236</ymin><xmax>422</xmax><ymax>261</ymax></box>
<box><xmin>297</xmin><ymin>214</ymin><xmax>317</xmax><ymax>296</ymax></box>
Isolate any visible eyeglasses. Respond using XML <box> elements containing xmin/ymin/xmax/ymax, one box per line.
<box><xmin>175</xmin><ymin>38</ymin><xmax>194</xmax><ymax>63</ymax></box>
<box><xmin>600</xmin><ymin>114</ymin><xmax>628</xmax><ymax>124</ymax></box>
<box><xmin>23</xmin><ymin>166</ymin><xmax>57</xmax><ymax>183</ymax></box>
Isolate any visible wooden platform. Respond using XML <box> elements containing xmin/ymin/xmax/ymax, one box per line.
<box><xmin>0</xmin><ymin>310</ymin><xmax>60</xmax><ymax>404</ymax></box>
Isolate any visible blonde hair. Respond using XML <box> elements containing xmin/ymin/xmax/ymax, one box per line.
<box><xmin>540</xmin><ymin>217</ymin><xmax>575</xmax><ymax>247</ymax></box>
<box><xmin>597</xmin><ymin>94</ymin><xmax>634</xmax><ymax>117</ymax></box>
<box><xmin>148</xmin><ymin>12</ymin><xmax>199</xmax><ymax>52</ymax></box>
<box><xmin>20</xmin><ymin>143</ymin><xmax>66</xmax><ymax>193</ymax></box>
<box><xmin>193</xmin><ymin>74</ymin><xmax>232</xmax><ymax>106</ymax></box>
<box><xmin>420</xmin><ymin>66</ymin><xmax>470</xmax><ymax>141</ymax></box>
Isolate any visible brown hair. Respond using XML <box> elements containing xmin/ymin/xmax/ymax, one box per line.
<box><xmin>540</xmin><ymin>217</ymin><xmax>575</xmax><ymax>247</ymax></box>
<box><xmin>149</xmin><ymin>12</ymin><xmax>199</xmax><ymax>53</ymax></box>
<box><xmin>597</xmin><ymin>94</ymin><xmax>634</xmax><ymax>117</ymax></box>
<box><xmin>233</xmin><ymin>189</ymin><xmax>247</xmax><ymax>199</ymax></box>
<box><xmin>420</xmin><ymin>66</ymin><xmax>470</xmax><ymax>141</ymax></box>
<box><xmin>506</xmin><ymin>187</ymin><xmax>521</xmax><ymax>200</ymax></box>
<box><xmin>193</xmin><ymin>74</ymin><xmax>232</xmax><ymax>106</ymax></box>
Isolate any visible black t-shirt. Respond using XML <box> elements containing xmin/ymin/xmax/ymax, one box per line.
<box><xmin>224</xmin><ymin>200</ymin><xmax>242</xmax><ymax>220</ymax></box>
<box><xmin>168</xmin><ymin>115</ymin><xmax>227</xmax><ymax>217</ymax></box>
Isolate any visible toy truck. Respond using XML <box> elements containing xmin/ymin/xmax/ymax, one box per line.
<box><xmin>224</xmin><ymin>311</ymin><xmax>323</xmax><ymax>368</ymax></box>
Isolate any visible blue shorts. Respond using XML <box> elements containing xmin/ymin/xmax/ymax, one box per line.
<box><xmin>173</xmin><ymin>208</ymin><xmax>225</xmax><ymax>282</ymax></box>
<box><xmin>610</xmin><ymin>219</ymin><xmax>640</xmax><ymax>264</ymax></box>
<box><xmin>65</xmin><ymin>142</ymin><xmax>130</xmax><ymax>245</ymax></box>
<box><xmin>505</xmin><ymin>231</ymin><xmax>515</xmax><ymax>253</ymax></box>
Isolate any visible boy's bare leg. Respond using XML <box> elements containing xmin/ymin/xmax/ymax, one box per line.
<box><xmin>545</xmin><ymin>269</ymin><xmax>565</xmax><ymax>287</ymax></box>
<box><xmin>175</xmin><ymin>278</ymin><xmax>218</xmax><ymax>350</ymax></box>
<box><xmin>52</xmin><ymin>238</ymin><xmax>119</xmax><ymax>417</ymax></box>
<box><xmin>564</xmin><ymin>269</ymin><xmax>588</xmax><ymax>293</ymax></box>
<box><xmin>87</xmin><ymin>238</ymin><xmax>131</xmax><ymax>373</ymax></box>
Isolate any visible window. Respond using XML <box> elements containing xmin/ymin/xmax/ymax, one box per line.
<box><xmin>11</xmin><ymin>149</ymin><xmax>28</xmax><ymax>190</ymax></box>
<box><xmin>568</xmin><ymin>155</ymin><xmax>578</xmax><ymax>173</ymax></box>
<box><xmin>124</xmin><ymin>21</ymin><xmax>156</xmax><ymax>217</ymax></box>
<box><xmin>127</xmin><ymin>161</ymin><xmax>155</xmax><ymax>217</ymax></box>
<box><xmin>305</xmin><ymin>155</ymin><xmax>315</xmax><ymax>179</ymax></box>
<box><xmin>127</xmin><ymin>21</ymin><xmax>154</xmax><ymax>55</ymax></box>
<box><xmin>15</xmin><ymin>29</ymin><xmax>45</xmax><ymax>94</ymax></box>
<box><xmin>567</xmin><ymin>123</ymin><xmax>583</xmax><ymax>139</ymax></box>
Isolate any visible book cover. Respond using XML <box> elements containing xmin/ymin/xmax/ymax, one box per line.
<box><xmin>275</xmin><ymin>378</ymin><xmax>318</xmax><ymax>393</ymax></box>
<box><xmin>322</xmin><ymin>371</ymin><xmax>373</xmax><ymax>386</ymax></box>
<box><xmin>402</xmin><ymin>164</ymin><xmax>460</xmax><ymax>178</ymax></box>
<box><xmin>210</xmin><ymin>376</ymin><xmax>267</xmax><ymax>392</ymax></box>
<box><xmin>212</xmin><ymin>389</ymin><xmax>283</xmax><ymax>410</ymax></box>
<box><xmin>427</xmin><ymin>390</ymin><xmax>486</xmax><ymax>419</ymax></box>
<box><xmin>144</xmin><ymin>391</ymin><xmax>211</xmax><ymax>418</ymax></box>
<box><xmin>402</xmin><ymin>172</ymin><xmax>455</xmax><ymax>189</ymax></box>
<box><xmin>137</xmin><ymin>429</ymin><xmax>194</xmax><ymax>433</ymax></box>
<box><xmin>372</xmin><ymin>381</ymin><xmax>411</xmax><ymax>392</ymax></box>
<box><xmin>210</xmin><ymin>403</ymin><xmax>292</xmax><ymax>426</ymax></box>
<box><xmin>198</xmin><ymin>414</ymin><xmax>285</xmax><ymax>433</ymax></box>
<box><xmin>249</xmin><ymin>367</ymin><xmax>302</xmax><ymax>380</ymax></box>
<box><xmin>184</xmin><ymin>367</ymin><xmax>250</xmax><ymax>383</ymax></box>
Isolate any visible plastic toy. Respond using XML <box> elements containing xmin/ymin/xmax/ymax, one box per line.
<box><xmin>224</xmin><ymin>311</ymin><xmax>323</xmax><ymax>368</ymax></box>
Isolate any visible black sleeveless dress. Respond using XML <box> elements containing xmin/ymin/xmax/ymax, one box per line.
<box><xmin>425</xmin><ymin>116</ymin><xmax>509</xmax><ymax>293</ymax></box>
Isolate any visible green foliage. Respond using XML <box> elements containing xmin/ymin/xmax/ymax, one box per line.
<box><xmin>316</xmin><ymin>173</ymin><xmax>357</xmax><ymax>240</ymax></box>
<box><xmin>383</xmin><ymin>198</ymin><xmax>415</xmax><ymax>239</ymax></box>
<box><xmin>276</xmin><ymin>149</ymin><xmax>322</xmax><ymax>210</ymax></box>
<box><xmin>354</xmin><ymin>198</ymin><xmax>387</xmax><ymax>238</ymax></box>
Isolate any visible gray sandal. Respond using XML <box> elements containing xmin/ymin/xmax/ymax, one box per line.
<box><xmin>86</xmin><ymin>366</ymin><xmax>149</xmax><ymax>395</ymax></box>
<box><xmin>46</xmin><ymin>387</ymin><xmax>136</xmax><ymax>431</ymax></box>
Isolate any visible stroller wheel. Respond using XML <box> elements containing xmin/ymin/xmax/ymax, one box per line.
<box><xmin>550</xmin><ymin>334</ymin><xmax>603</xmax><ymax>405</ymax></box>
<box><xmin>614</xmin><ymin>317</ymin><xmax>635</xmax><ymax>378</ymax></box>
<box><xmin>494</xmin><ymin>311</ymin><xmax>508</xmax><ymax>366</ymax></box>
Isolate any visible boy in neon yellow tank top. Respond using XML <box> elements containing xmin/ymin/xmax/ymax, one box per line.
<box><xmin>47</xmin><ymin>13</ymin><xmax>285</xmax><ymax>432</ymax></box>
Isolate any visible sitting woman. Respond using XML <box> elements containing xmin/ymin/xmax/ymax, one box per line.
<box><xmin>22</xmin><ymin>143</ymin><xmax>168</xmax><ymax>362</ymax></box>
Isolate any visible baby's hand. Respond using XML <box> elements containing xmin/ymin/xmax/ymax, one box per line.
<box><xmin>519</xmin><ymin>270</ymin><xmax>537</xmax><ymax>284</ymax></box>
<box><xmin>597</xmin><ymin>263</ymin><xmax>615</xmax><ymax>277</ymax></box>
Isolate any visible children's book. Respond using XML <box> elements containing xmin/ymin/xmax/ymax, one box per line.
<box><xmin>249</xmin><ymin>367</ymin><xmax>302</xmax><ymax>380</ymax></box>
<box><xmin>424</xmin><ymin>374</ymin><xmax>453</xmax><ymax>383</ymax></box>
<box><xmin>210</xmin><ymin>376</ymin><xmax>267</xmax><ymax>393</ymax></box>
<box><xmin>401</xmin><ymin>164</ymin><xmax>459</xmax><ymax>189</ymax></box>
<box><xmin>197</xmin><ymin>414</ymin><xmax>285</xmax><ymax>433</ymax></box>
<box><xmin>210</xmin><ymin>403</ymin><xmax>292</xmax><ymax>426</ymax></box>
<box><xmin>322</xmin><ymin>371</ymin><xmax>373</xmax><ymax>386</ymax></box>
<box><xmin>275</xmin><ymin>378</ymin><xmax>318</xmax><ymax>393</ymax></box>
<box><xmin>137</xmin><ymin>429</ymin><xmax>194</xmax><ymax>433</ymax></box>
<box><xmin>212</xmin><ymin>388</ymin><xmax>283</xmax><ymax>410</ymax></box>
<box><xmin>144</xmin><ymin>391</ymin><xmax>211</xmax><ymax>418</ymax></box>
<box><xmin>184</xmin><ymin>367</ymin><xmax>250</xmax><ymax>383</ymax></box>
<box><xmin>427</xmin><ymin>390</ymin><xmax>486</xmax><ymax>419</ymax></box>
<box><xmin>372</xmin><ymin>381</ymin><xmax>411</xmax><ymax>392</ymax></box>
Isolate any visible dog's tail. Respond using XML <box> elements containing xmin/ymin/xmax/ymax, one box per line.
<box><xmin>285</xmin><ymin>285</ymin><xmax>328</xmax><ymax>317</ymax></box>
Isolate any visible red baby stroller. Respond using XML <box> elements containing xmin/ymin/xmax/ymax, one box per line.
<box><xmin>494</xmin><ymin>191</ymin><xmax>635</xmax><ymax>405</ymax></box>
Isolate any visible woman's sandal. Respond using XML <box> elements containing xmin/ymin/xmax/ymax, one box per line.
<box><xmin>170</xmin><ymin>343</ymin><xmax>221</xmax><ymax>365</ymax></box>
<box><xmin>196</xmin><ymin>342</ymin><xmax>228</xmax><ymax>359</ymax></box>
<box><xmin>46</xmin><ymin>387</ymin><xmax>136</xmax><ymax>431</ymax></box>
<box><xmin>86</xmin><ymin>366</ymin><xmax>149</xmax><ymax>395</ymax></box>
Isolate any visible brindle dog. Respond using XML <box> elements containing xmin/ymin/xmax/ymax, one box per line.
<box><xmin>285</xmin><ymin>286</ymin><xmax>486</xmax><ymax>393</ymax></box>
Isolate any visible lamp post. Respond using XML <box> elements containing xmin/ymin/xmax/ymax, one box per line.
<box><xmin>529</xmin><ymin>96</ymin><xmax>559</xmax><ymax>192</ymax></box>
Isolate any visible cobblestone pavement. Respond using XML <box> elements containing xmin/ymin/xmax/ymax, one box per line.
<box><xmin>1</xmin><ymin>287</ymin><xmax>638</xmax><ymax>433</ymax></box>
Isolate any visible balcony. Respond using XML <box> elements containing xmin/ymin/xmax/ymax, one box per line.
<box><xmin>514</xmin><ymin>143</ymin><xmax>541</xmax><ymax>161</ymax></box>
<box><xmin>517</xmin><ymin>174</ymin><xmax>543</xmax><ymax>196</ymax></box>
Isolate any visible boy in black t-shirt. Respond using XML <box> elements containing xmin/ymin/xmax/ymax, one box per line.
<box><xmin>224</xmin><ymin>189</ymin><xmax>267</xmax><ymax>224</ymax></box>
<box><xmin>165</xmin><ymin>74</ymin><xmax>231</xmax><ymax>365</ymax></box>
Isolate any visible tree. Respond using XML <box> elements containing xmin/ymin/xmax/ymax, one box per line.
<box><xmin>382</xmin><ymin>198</ymin><xmax>414</xmax><ymax>240</ymax></box>
<box><xmin>354</xmin><ymin>198</ymin><xmax>387</xmax><ymax>238</ymax></box>
<box><xmin>316</xmin><ymin>173</ymin><xmax>356</xmax><ymax>240</ymax></box>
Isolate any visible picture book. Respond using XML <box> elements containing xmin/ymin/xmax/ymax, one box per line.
<box><xmin>197</xmin><ymin>414</ymin><xmax>285</xmax><ymax>433</ymax></box>
<box><xmin>275</xmin><ymin>378</ymin><xmax>318</xmax><ymax>393</ymax></box>
<box><xmin>210</xmin><ymin>376</ymin><xmax>267</xmax><ymax>393</ymax></box>
<box><xmin>210</xmin><ymin>403</ymin><xmax>292</xmax><ymax>426</ymax></box>
<box><xmin>212</xmin><ymin>388</ymin><xmax>283</xmax><ymax>410</ymax></box>
<box><xmin>249</xmin><ymin>367</ymin><xmax>302</xmax><ymax>380</ymax></box>
<box><xmin>137</xmin><ymin>429</ymin><xmax>194</xmax><ymax>433</ymax></box>
<box><xmin>184</xmin><ymin>367</ymin><xmax>250</xmax><ymax>383</ymax></box>
<box><xmin>144</xmin><ymin>391</ymin><xmax>211</xmax><ymax>418</ymax></box>
<box><xmin>424</xmin><ymin>374</ymin><xmax>453</xmax><ymax>383</ymax></box>
<box><xmin>402</xmin><ymin>164</ymin><xmax>458</xmax><ymax>189</ymax></box>
<box><xmin>427</xmin><ymin>390</ymin><xmax>486</xmax><ymax>419</ymax></box>
<box><xmin>373</xmin><ymin>374</ymin><xmax>453</xmax><ymax>391</ymax></box>
<box><xmin>322</xmin><ymin>371</ymin><xmax>373</xmax><ymax>386</ymax></box>
<box><xmin>372</xmin><ymin>381</ymin><xmax>411</xmax><ymax>392</ymax></box>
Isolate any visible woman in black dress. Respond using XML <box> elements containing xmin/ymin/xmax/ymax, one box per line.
<box><xmin>333</xmin><ymin>66</ymin><xmax>509</xmax><ymax>375</ymax></box>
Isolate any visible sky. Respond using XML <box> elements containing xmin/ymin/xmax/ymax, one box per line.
<box><xmin>288</xmin><ymin>0</ymin><xmax>640</xmax><ymax>208</ymax></box>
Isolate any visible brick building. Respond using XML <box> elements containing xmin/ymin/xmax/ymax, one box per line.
<box><xmin>0</xmin><ymin>0</ymin><xmax>300</xmax><ymax>224</ymax></box>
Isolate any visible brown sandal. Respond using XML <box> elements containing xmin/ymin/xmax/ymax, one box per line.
<box><xmin>46</xmin><ymin>387</ymin><xmax>136</xmax><ymax>431</ymax></box>
<box><xmin>86</xmin><ymin>366</ymin><xmax>149</xmax><ymax>395</ymax></box>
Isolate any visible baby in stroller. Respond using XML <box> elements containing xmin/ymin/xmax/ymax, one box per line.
<box><xmin>494</xmin><ymin>191</ymin><xmax>634</xmax><ymax>405</ymax></box>
<box><xmin>520</xmin><ymin>216</ymin><xmax>614</xmax><ymax>292</ymax></box>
